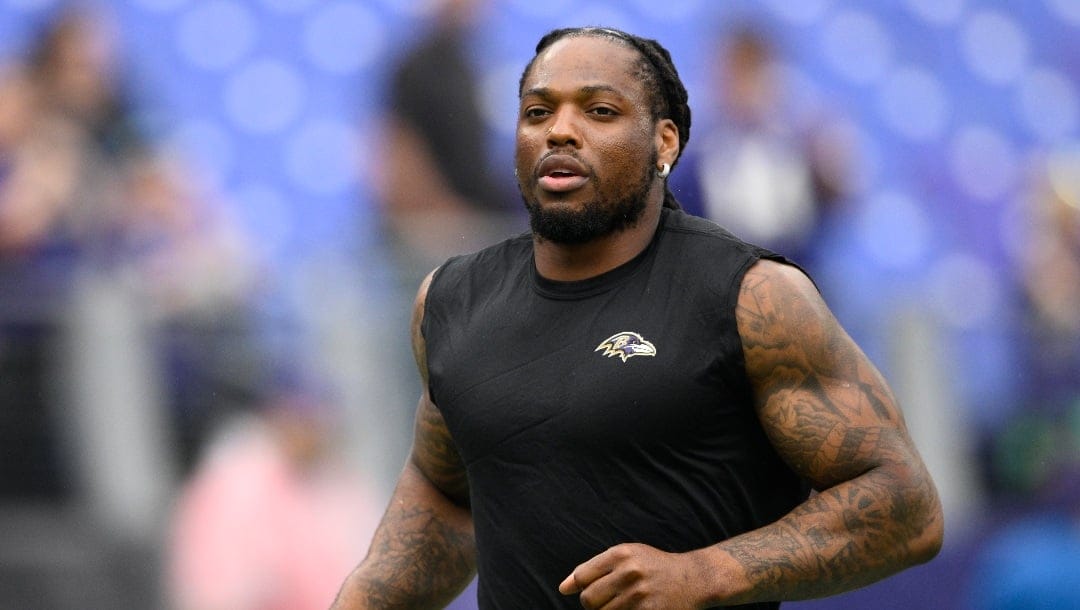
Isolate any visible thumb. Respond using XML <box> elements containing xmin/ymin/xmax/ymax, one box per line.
<box><xmin>559</xmin><ymin>571</ymin><xmax>581</xmax><ymax>595</ymax></box>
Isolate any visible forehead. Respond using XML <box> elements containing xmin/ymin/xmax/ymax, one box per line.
<box><xmin>523</xmin><ymin>36</ymin><xmax>645</xmax><ymax>97</ymax></box>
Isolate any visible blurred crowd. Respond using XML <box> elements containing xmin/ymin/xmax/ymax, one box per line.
<box><xmin>0</xmin><ymin>1</ymin><xmax>1077</xmax><ymax>609</ymax></box>
<box><xmin>0</xmin><ymin>6</ymin><xmax>382</xmax><ymax>608</ymax></box>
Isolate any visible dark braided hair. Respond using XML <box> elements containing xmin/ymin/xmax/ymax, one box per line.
<box><xmin>518</xmin><ymin>26</ymin><xmax>692</xmax><ymax>210</ymax></box>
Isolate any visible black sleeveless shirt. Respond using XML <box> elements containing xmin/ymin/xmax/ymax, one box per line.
<box><xmin>423</xmin><ymin>208</ymin><xmax>810</xmax><ymax>609</ymax></box>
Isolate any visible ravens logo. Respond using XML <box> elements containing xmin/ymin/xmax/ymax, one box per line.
<box><xmin>594</xmin><ymin>331</ymin><xmax>657</xmax><ymax>363</ymax></box>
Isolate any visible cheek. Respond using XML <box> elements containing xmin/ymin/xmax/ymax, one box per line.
<box><xmin>514</xmin><ymin>131</ymin><xmax>540</xmax><ymax>172</ymax></box>
<box><xmin>597</xmin><ymin>134</ymin><xmax>653</xmax><ymax>176</ymax></box>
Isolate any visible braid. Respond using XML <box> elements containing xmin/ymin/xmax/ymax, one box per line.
<box><xmin>519</xmin><ymin>27</ymin><xmax>692</xmax><ymax>210</ymax></box>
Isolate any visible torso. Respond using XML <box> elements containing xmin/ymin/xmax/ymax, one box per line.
<box><xmin>423</xmin><ymin>208</ymin><xmax>808</xmax><ymax>609</ymax></box>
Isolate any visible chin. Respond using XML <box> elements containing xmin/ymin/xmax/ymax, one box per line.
<box><xmin>523</xmin><ymin>193</ymin><xmax>646</xmax><ymax>245</ymax></box>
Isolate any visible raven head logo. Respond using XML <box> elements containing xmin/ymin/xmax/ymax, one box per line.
<box><xmin>594</xmin><ymin>331</ymin><xmax>657</xmax><ymax>363</ymax></box>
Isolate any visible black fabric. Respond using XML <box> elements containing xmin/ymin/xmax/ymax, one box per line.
<box><xmin>389</xmin><ymin>26</ymin><xmax>507</xmax><ymax>211</ymax></box>
<box><xmin>424</xmin><ymin>208</ymin><xmax>810</xmax><ymax>609</ymax></box>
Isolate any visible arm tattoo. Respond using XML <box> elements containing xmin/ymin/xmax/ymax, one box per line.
<box><xmin>352</xmin><ymin>410</ymin><xmax>474</xmax><ymax>609</ymax></box>
<box><xmin>357</xmin><ymin>496</ymin><xmax>475</xmax><ymax>608</ymax></box>
<box><xmin>413</xmin><ymin>400</ymin><xmax>471</xmax><ymax>507</ymax></box>
<box><xmin>724</xmin><ymin>261</ymin><xmax>943</xmax><ymax>601</ymax></box>
<box><xmin>410</xmin><ymin>270</ymin><xmax>470</xmax><ymax>506</ymax></box>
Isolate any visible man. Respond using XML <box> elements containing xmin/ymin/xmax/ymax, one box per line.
<box><xmin>333</xmin><ymin>26</ymin><xmax>943</xmax><ymax>610</ymax></box>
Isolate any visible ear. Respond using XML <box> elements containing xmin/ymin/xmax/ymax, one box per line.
<box><xmin>655</xmin><ymin>118</ymin><xmax>680</xmax><ymax>167</ymax></box>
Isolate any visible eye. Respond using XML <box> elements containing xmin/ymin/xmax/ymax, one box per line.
<box><xmin>588</xmin><ymin>106</ymin><xmax>619</xmax><ymax>117</ymax></box>
<box><xmin>523</xmin><ymin>106</ymin><xmax>551</xmax><ymax>119</ymax></box>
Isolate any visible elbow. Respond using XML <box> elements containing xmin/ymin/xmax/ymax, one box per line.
<box><xmin>876</xmin><ymin>456</ymin><xmax>945</xmax><ymax>567</ymax></box>
<box><xmin>912</xmin><ymin>498</ymin><xmax>945</xmax><ymax>565</ymax></box>
<box><xmin>910</xmin><ymin>512</ymin><xmax>944</xmax><ymax>566</ymax></box>
<box><xmin>902</xmin><ymin>468</ymin><xmax>945</xmax><ymax>566</ymax></box>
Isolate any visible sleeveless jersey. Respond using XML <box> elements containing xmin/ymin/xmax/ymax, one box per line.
<box><xmin>423</xmin><ymin>208</ymin><xmax>810</xmax><ymax>609</ymax></box>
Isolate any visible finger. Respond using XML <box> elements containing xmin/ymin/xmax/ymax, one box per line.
<box><xmin>558</xmin><ymin>571</ymin><xmax>581</xmax><ymax>595</ymax></box>
<box><xmin>559</xmin><ymin>551</ymin><xmax>615</xmax><ymax>596</ymax></box>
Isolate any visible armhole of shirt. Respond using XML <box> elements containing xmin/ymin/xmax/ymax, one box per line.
<box><xmin>421</xmin><ymin>261</ymin><xmax>455</xmax><ymax>409</ymax></box>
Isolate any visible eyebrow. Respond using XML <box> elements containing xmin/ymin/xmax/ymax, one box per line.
<box><xmin>520</xmin><ymin>84</ymin><xmax>624</xmax><ymax>100</ymax></box>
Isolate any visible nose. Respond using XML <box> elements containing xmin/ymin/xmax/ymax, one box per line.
<box><xmin>546</xmin><ymin>107</ymin><xmax>580</xmax><ymax>148</ymax></box>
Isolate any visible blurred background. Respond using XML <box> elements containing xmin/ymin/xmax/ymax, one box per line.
<box><xmin>0</xmin><ymin>0</ymin><xmax>1077</xmax><ymax>608</ymax></box>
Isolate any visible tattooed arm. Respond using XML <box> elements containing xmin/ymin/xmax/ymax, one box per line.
<box><xmin>558</xmin><ymin>259</ymin><xmax>942</xmax><ymax>609</ymax></box>
<box><xmin>701</xmin><ymin>259</ymin><xmax>945</xmax><ymax>604</ymax></box>
<box><xmin>331</xmin><ymin>271</ymin><xmax>476</xmax><ymax>609</ymax></box>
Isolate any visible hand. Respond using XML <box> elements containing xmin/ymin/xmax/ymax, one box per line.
<box><xmin>558</xmin><ymin>543</ymin><xmax>707</xmax><ymax>609</ymax></box>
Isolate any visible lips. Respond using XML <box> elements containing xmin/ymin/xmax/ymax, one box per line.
<box><xmin>536</xmin><ymin>154</ymin><xmax>589</xmax><ymax>192</ymax></box>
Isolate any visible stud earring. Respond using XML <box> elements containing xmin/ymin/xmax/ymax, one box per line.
<box><xmin>658</xmin><ymin>163</ymin><xmax>671</xmax><ymax>178</ymax></box>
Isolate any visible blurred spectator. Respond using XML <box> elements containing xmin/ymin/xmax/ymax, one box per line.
<box><xmin>366</xmin><ymin>0</ymin><xmax>525</xmax><ymax>478</ymax></box>
<box><xmin>2</xmin><ymin>4</ymin><xmax>267</xmax><ymax>480</ymax></box>
<box><xmin>375</xmin><ymin>0</ymin><xmax>522</xmax><ymax>277</ymax></box>
<box><xmin>166</xmin><ymin>391</ymin><xmax>383</xmax><ymax>610</ymax></box>
<box><xmin>1017</xmin><ymin>146</ymin><xmax>1080</xmax><ymax>408</ymax></box>
<box><xmin>0</xmin><ymin>8</ymin><xmax>268</xmax><ymax>607</ymax></box>
<box><xmin>116</xmin><ymin>139</ymin><xmax>268</xmax><ymax>483</ymax></box>
<box><xmin>670</xmin><ymin>23</ymin><xmax>855</xmax><ymax>272</ymax></box>
<box><xmin>0</xmin><ymin>4</ymin><xmax>143</xmax><ymax>254</ymax></box>
<box><xmin>120</xmin><ymin>151</ymin><xmax>267</xmax><ymax>474</ymax></box>
<box><xmin>0</xmin><ymin>5</ymin><xmax>137</xmax><ymax>501</ymax></box>
<box><xmin>0</xmin><ymin>7</ymin><xmax>175</xmax><ymax>608</ymax></box>
<box><xmin>984</xmin><ymin>146</ymin><xmax>1080</xmax><ymax>499</ymax></box>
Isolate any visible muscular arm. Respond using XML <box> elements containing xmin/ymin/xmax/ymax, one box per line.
<box><xmin>559</xmin><ymin>259</ymin><xmax>943</xmax><ymax>610</ymax></box>
<box><xmin>331</xmin><ymin>272</ymin><xmax>476</xmax><ymax>609</ymax></box>
<box><xmin>703</xmin><ymin>259</ymin><xmax>944</xmax><ymax>604</ymax></box>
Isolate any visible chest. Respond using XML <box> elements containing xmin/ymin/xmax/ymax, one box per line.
<box><xmin>427</xmin><ymin>279</ymin><xmax>747</xmax><ymax>466</ymax></box>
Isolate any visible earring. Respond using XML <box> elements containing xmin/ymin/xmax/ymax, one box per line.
<box><xmin>658</xmin><ymin>163</ymin><xmax>671</xmax><ymax>178</ymax></box>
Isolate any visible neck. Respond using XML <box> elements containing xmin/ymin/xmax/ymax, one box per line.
<box><xmin>533</xmin><ymin>202</ymin><xmax>663</xmax><ymax>282</ymax></box>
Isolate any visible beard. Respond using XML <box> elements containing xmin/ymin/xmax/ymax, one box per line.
<box><xmin>520</xmin><ymin>152</ymin><xmax>657</xmax><ymax>245</ymax></box>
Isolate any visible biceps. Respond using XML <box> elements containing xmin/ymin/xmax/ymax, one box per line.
<box><xmin>738</xmin><ymin>260</ymin><xmax>918</xmax><ymax>489</ymax></box>
<box><xmin>756</xmin><ymin>352</ymin><xmax>911</xmax><ymax>490</ymax></box>
<box><xmin>411</xmin><ymin>395</ymin><xmax>470</xmax><ymax>507</ymax></box>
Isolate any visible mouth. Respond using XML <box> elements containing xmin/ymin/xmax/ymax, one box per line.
<box><xmin>536</xmin><ymin>155</ymin><xmax>590</xmax><ymax>193</ymax></box>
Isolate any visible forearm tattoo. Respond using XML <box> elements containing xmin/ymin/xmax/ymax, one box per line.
<box><xmin>357</xmin><ymin>497</ymin><xmax>475</xmax><ymax>608</ymax></box>
<box><xmin>343</xmin><ymin>403</ymin><xmax>475</xmax><ymax>609</ymax></box>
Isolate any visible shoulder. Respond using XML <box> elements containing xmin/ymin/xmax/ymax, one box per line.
<box><xmin>425</xmin><ymin>232</ymin><xmax>533</xmax><ymax>322</ymax></box>
<box><xmin>431</xmin><ymin>232</ymin><xmax>532</xmax><ymax>286</ymax></box>
<box><xmin>411</xmin><ymin>269</ymin><xmax>439</xmax><ymax>384</ymax></box>
<box><xmin>735</xmin><ymin>258</ymin><xmax>822</xmax><ymax>328</ymax></box>
<box><xmin>662</xmin><ymin>207</ymin><xmax>735</xmax><ymax>239</ymax></box>
<box><xmin>660</xmin><ymin>208</ymin><xmax>768</xmax><ymax>260</ymax></box>
<box><xmin>739</xmin><ymin>258</ymin><xmax>819</xmax><ymax>302</ymax></box>
<box><xmin>658</xmin><ymin>209</ymin><xmax>798</xmax><ymax>297</ymax></box>
<box><xmin>735</xmin><ymin>258</ymin><xmax>838</xmax><ymax>379</ymax></box>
